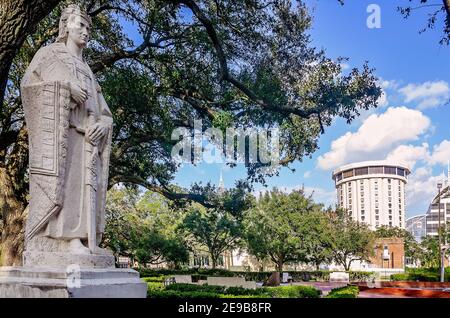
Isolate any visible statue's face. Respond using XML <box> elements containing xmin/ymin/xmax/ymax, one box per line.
<box><xmin>66</xmin><ymin>14</ymin><xmax>90</xmax><ymax>48</ymax></box>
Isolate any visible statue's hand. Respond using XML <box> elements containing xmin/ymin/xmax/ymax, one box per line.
<box><xmin>87</xmin><ymin>122</ymin><xmax>108</xmax><ymax>144</ymax></box>
<box><xmin>70</xmin><ymin>82</ymin><xmax>87</xmax><ymax>105</ymax></box>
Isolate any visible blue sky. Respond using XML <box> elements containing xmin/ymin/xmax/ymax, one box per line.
<box><xmin>169</xmin><ymin>0</ymin><xmax>450</xmax><ymax>218</ymax></box>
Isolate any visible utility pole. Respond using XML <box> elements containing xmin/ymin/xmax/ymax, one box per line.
<box><xmin>437</xmin><ymin>183</ymin><xmax>444</xmax><ymax>282</ymax></box>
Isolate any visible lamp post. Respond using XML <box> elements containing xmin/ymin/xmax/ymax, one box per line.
<box><xmin>437</xmin><ymin>182</ymin><xmax>445</xmax><ymax>283</ymax></box>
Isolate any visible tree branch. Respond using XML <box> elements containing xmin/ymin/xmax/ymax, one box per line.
<box><xmin>175</xmin><ymin>0</ymin><xmax>322</xmax><ymax>121</ymax></box>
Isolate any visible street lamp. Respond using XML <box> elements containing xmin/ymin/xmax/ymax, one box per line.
<box><xmin>436</xmin><ymin>182</ymin><xmax>450</xmax><ymax>283</ymax></box>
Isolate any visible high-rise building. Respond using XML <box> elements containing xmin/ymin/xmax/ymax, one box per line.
<box><xmin>406</xmin><ymin>214</ymin><xmax>426</xmax><ymax>242</ymax></box>
<box><xmin>332</xmin><ymin>160</ymin><xmax>410</xmax><ymax>229</ymax></box>
<box><xmin>425</xmin><ymin>165</ymin><xmax>450</xmax><ymax>237</ymax></box>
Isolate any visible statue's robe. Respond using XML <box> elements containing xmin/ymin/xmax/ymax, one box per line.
<box><xmin>21</xmin><ymin>42</ymin><xmax>113</xmax><ymax>244</ymax></box>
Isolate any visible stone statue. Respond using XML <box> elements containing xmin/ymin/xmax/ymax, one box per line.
<box><xmin>0</xmin><ymin>5</ymin><xmax>146</xmax><ymax>297</ymax></box>
<box><xmin>21</xmin><ymin>4</ymin><xmax>113</xmax><ymax>264</ymax></box>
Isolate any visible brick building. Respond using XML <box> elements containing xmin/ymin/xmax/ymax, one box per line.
<box><xmin>370</xmin><ymin>238</ymin><xmax>404</xmax><ymax>269</ymax></box>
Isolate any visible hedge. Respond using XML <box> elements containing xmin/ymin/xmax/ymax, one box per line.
<box><xmin>147</xmin><ymin>283</ymin><xmax>321</xmax><ymax>298</ymax></box>
<box><xmin>390</xmin><ymin>267</ymin><xmax>450</xmax><ymax>282</ymax></box>
<box><xmin>263</xmin><ymin>286</ymin><xmax>321</xmax><ymax>298</ymax></box>
<box><xmin>137</xmin><ymin>268</ymin><xmax>375</xmax><ymax>283</ymax></box>
<box><xmin>325</xmin><ymin>286</ymin><xmax>359</xmax><ymax>298</ymax></box>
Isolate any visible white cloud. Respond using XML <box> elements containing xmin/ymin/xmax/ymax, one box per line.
<box><xmin>380</xmin><ymin>79</ymin><xmax>400</xmax><ymax>90</ymax></box>
<box><xmin>399</xmin><ymin>80</ymin><xmax>449</xmax><ymax>109</ymax></box>
<box><xmin>386</xmin><ymin>143</ymin><xmax>430</xmax><ymax>170</ymax></box>
<box><xmin>317</xmin><ymin>107</ymin><xmax>431</xmax><ymax>170</ymax></box>
<box><xmin>430</xmin><ymin>140</ymin><xmax>450</xmax><ymax>166</ymax></box>
<box><xmin>303</xmin><ymin>171</ymin><xmax>311</xmax><ymax>178</ymax></box>
<box><xmin>406</xmin><ymin>167</ymin><xmax>444</xmax><ymax>213</ymax></box>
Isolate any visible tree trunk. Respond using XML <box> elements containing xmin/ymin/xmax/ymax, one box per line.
<box><xmin>444</xmin><ymin>0</ymin><xmax>450</xmax><ymax>16</ymax></box>
<box><xmin>0</xmin><ymin>0</ymin><xmax>62</xmax><ymax>105</ymax></box>
<box><xmin>0</xmin><ymin>167</ymin><xmax>26</xmax><ymax>266</ymax></box>
<box><xmin>211</xmin><ymin>254</ymin><xmax>217</xmax><ymax>269</ymax></box>
<box><xmin>344</xmin><ymin>260</ymin><xmax>352</xmax><ymax>272</ymax></box>
<box><xmin>276</xmin><ymin>260</ymin><xmax>284</xmax><ymax>273</ymax></box>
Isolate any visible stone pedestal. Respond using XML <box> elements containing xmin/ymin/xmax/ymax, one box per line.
<box><xmin>0</xmin><ymin>266</ymin><xmax>147</xmax><ymax>298</ymax></box>
<box><xmin>23</xmin><ymin>251</ymin><xmax>116</xmax><ymax>268</ymax></box>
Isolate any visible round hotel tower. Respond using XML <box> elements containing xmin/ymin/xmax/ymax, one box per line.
<box><xmin>332</xmin><ymin>161</ymin><xmax>410</xmax><ymax>229</ymax></box>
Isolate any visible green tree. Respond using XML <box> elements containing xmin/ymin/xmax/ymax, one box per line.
<box><xmin>243</xmin><ymin>188</ymin><xmax>323</xmax><ymax>272</ymax></box>
<box><xmin>0</xmin><ymin>0</ymin><xmax>381</xmax><ymax>265</ymax></box>
<box><xmin>302</xmin><ymin>211</ymin><xmax>334</xmax><ymax>270</ymax></box>
<box><xmin>419</xmin><ymin>235</ymin><xmax>440</xmax><ymax>268</ymax></box>
<box><xmin>328</xmin><ymin>209</ymin><xmax>375</xmax><ymax>271</ymax></box>
<box><xmin>179</xmin><ymin>187</ymin><xmax>253</xmax><ymax>269</ymax></box>
<box><xmin>103</xmin><ymin>187</ymin><xmax>189</xmax><ymax>268</ymax></box>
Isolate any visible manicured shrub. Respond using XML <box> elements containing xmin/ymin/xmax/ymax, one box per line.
<box><xmin>390</xmin><ymin>267</ymin><xmax>450</xmax><ymax>282</ymax></box>
<box><xmin>138</xmin><ymin>268</ymin><xmax>376</xmax><ymax>283</ymax></box>
<box><xmin>142</xmin><ymin>276</ymin><xmax>166</xmax><ymax>283</ymax></box>
<box><xmin>225</xmin><ymin>286</ymin><xmax>268</xmax><ymax>296</ymax></box>
<box><xmin>165</xmin><ymin>283</ymin><xmax>226</xmax><ymax>294</ymax></box>
<box><xmin>147</xmin><ymin>282</ymin><xmax>321</xmax><ymax>298</ymax></box>
<box><xmin>390</xmin><ymin>273</ymin><xmax>409</xmax><ymax>281</ymax></box>
<box><xmin>348</xmin><ymin>271</ymin><xmax>375</xmax><ymax>282</ymax></box>
<box><xmin>326</xmin><ymin>285</ymin><xmax>359</xmax><ymax>298</ymax></box>
<box><xmin>263</xmin><ymin>285</ymin><xmax>321</xmax><ymax>298</ymax></box>
<box><xmin>147</xmin><ymin>289</ymin><xmax>220</xmax><ymax>298</ymax></box>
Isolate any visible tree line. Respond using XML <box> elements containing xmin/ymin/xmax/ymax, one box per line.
<box><xmin>1</xmin><ymin>0</ymin><xmax>448</xmax><ymax>266</ymax></box>
<box><xmin>103</xmin><ymin>186</ymin><xmax>375</xmax><ymax>272</ymax></box>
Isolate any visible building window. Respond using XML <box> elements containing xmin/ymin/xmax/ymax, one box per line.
<box><xmin>370</xmin><ymin>166</ymin><xmax>384</xmax><ymax>174</ymax></box>
<box><xmin>361</xmin><ymin>216</ymin><xmax>365</xmax><ymax>221</ymax></box>
<box><xmin>361</xmin><ymin>210</ymin><xmax>365</xmax><ymax>214</ymax></box>
<box><xmin>389</xmin><ymin>222</ymin><xmax>392</xmax><ymax>227</ymax></box>
<box><xmin>388</xmin><ymin>178</ymin><xmax>392</xmax><ymax>183</ymax></box>
<box><xmin>388</xmin><ymin>203</ymin><xmax>392</xmax><ymax>208</ymax></box>
<box><xmin>343</xmin><ymin>170</ymin><xmax>354</xmax><ymax>178</ymax></box>
<box><xmin>386</xmin><ymin>168</ymin><xmax>396</xmax><ymax>175</ymax></box>
<box><xmin>389</xmin><ymin>209</ymin><xmax>392</xmax><ymax>214</ymax></box>
<box><xmin>375</xmin><ymin>209</ymin><xmax>379</xmax><ymax>214</ymax></box>
<box><xmin>389</xmin><ymin>216</ymin><xmax>392</xmax><ymax>220</ymax></box>
<box><xmin>375</xmin><ymin>215</ymin><xmax>379</xmax><ymax>220</ymax></box>
<box><xmin>355</xmin><ymin>167</ymin><xmax>368</xmax><ymax>176</ymax></box>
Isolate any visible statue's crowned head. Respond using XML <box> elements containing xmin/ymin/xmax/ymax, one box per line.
<box><xmin>56</xmin><ymin>4</ymin><xmax>92</xmax><ymax>46</ymax></box>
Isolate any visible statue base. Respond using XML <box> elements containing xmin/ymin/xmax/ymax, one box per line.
<box><xmin>23</xmin><ymin>251</ymin><xmax>115</xmax><ymax>268</ymax></box>
<box><xmin>0</xmin><ymin>266</ymin><xmax>147</xmax><ymax>298</ymax></box>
